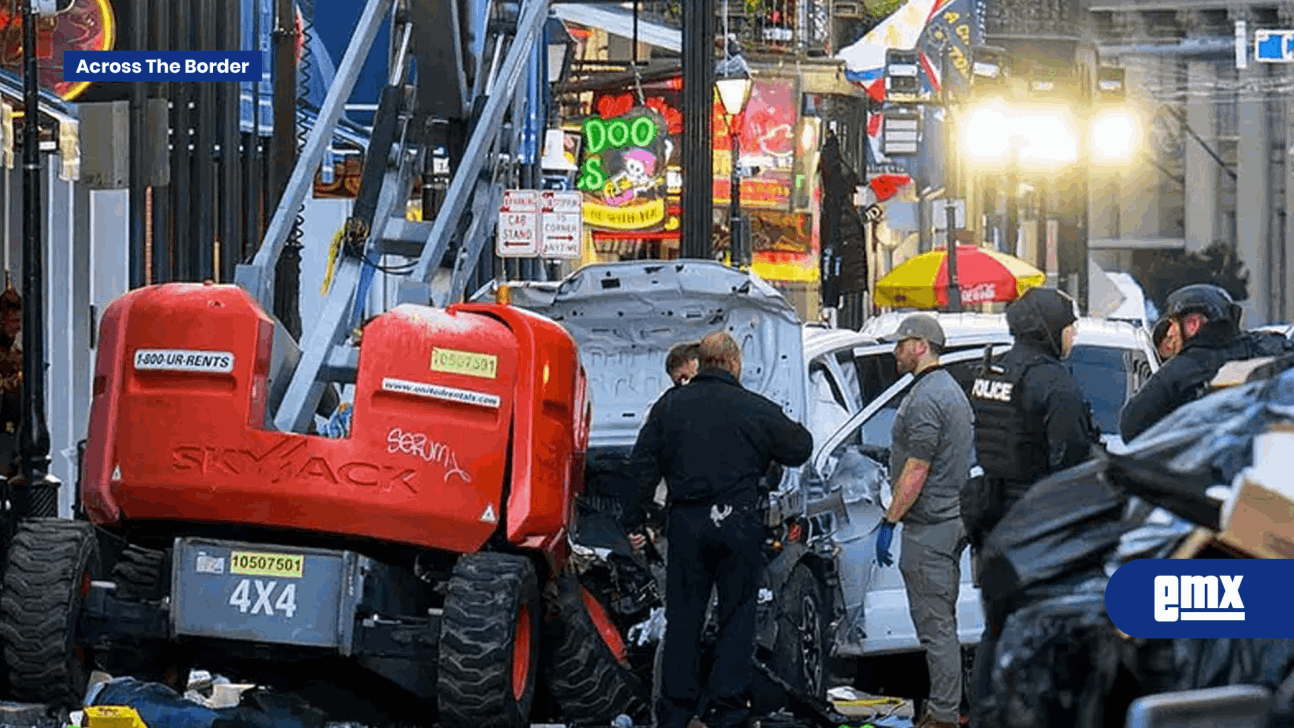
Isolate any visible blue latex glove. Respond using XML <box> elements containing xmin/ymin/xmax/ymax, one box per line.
<box><xmin>876</xmin><ymin>520</ymin><xmax>895</xmax><ymax>567</ymax></box>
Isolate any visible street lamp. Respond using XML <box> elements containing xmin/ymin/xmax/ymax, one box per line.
<box><xmin>1089</xmin><ymin>108</ymin><xmax>1140</xmax><ymax>164</ymax></box>
<box><xmin>716</xmin><ymin>70</ymin><xmax>753</xmax><ymax>267</ymax></box>
<box><xmin>959</xmin><ymin>99</ymin><xmax>1079</xmax><ymax>272</ymax></box>
<box><xmin>960</xmin><ymin>100</ymin><xmax>1080</xmax><ymax>169</ymax></box>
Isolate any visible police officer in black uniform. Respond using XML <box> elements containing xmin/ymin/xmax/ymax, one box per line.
<box><xmin>1122</xmin><ymin>283</ymin><xmax>1294</xmax><ymax>443</ymax></box>
<box><xmin>625</xmin><ymin>331</ymin><xmax>813</xmax><ymax>728</ymax></box>
<box><xmin>963</xmin><ymin>286</ymin><xmax>1101</xmax><ymax>725</ymax></box>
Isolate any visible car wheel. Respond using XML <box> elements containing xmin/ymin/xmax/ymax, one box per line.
<box><xmin>753</xmin><ymin>564</ymin><xmax>825</xmax><ymax>714</ymax></box>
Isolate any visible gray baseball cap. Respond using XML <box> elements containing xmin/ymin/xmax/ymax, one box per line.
<box><xmin>883</xmin><ymin>313</ymin><xmax>946</xmax><ymax>348</ymax></box>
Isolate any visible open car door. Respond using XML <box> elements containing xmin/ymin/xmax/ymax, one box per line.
<box><xmin>808</xmin><ymin>346</ymin><xmax>1010</xmax><ymax>656</ymax></box>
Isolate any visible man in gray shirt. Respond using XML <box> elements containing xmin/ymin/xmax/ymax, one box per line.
<box><xmin>876</xmin><ymin>314</ymin><xmax>974</xmax><ymax>728</ymax></box>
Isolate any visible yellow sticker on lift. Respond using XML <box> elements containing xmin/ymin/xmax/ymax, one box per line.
<box><xmin>230</xmin><ymin>551</ymin><xmax>305</xmax><ymax>579</ymax></box>
<box><xmin>431</xmin><ymin>348</ymin><xmax>498</xmax><ymax>379</ymax></box>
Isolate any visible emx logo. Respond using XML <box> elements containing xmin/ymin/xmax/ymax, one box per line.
<box><xmin>1106</xmin><ymin>560</ymin><xmax>1294</xmax><ymax>638</ymax></box>
<box><xmin>1153</xmin><ymin>575</ymin><xmax>1244</xmax><ymax>622</ymax></box>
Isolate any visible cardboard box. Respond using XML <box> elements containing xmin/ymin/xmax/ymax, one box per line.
<box><xmin>1215</xmin><ymin>476</ymin><xmax>1294</xmax><ymax>559</ymax></box>
<box><xmin>1211</xmin><ymin>356</ymin><xmax>1279</xmax><ymax>389</ymax></box>
<box><xmin>1170</xmin><ymin>526</ymin><xmax>1217</xmax><ymax>560</ymax></box>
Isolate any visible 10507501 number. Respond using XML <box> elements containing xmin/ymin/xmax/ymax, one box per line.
<box><xmin>230</xmin><ymin>551</ymin><xmax>304</xmax><ymax>579</ymax></box>
<box><xmin>228</xmin><ymin>578</ymin><xmax>298</xmax><ymax>618</ymax></box>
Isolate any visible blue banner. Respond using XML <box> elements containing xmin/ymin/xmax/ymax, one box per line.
<box><xmin>65</xmin><ymin>51</ymin><xmax>261</xmax><ymax>83</ymax></box>
<box><xmin>303</xmin><ymin>0</ymin><xmax>387</xmax><ymax>127</ymax></box>
<box><xmin>239</xmin><ymin>0</ymin><xmax>346</xmax><ymax>136</ymax></box>
<box><xmin>918</xmin><ymin>0</ymin><xmax>983</xmax><ymax>96</ymax></box>
<box><xmin>1105</xmin><ymin>559</ymin><xmax>1294</xmax><ymax>639</ymax></box>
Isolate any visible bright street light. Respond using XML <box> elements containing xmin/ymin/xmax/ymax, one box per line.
<box><xmin>1090</xmin><ymin>108</ymin><xmax>1140</xmax><ymax>163</ymax></box>
<box><xmin>959</xmin><ymin>101</ymin><xmax>1079</xmax><ymax>169</ymax></box>
<box><xmin>960</xmin><ymin>99</ymin><xmax>1015</xmax><ymax>164</ymax></box>
<box><xmin>716</xmin><ymin>74</ymin><xmax>754</xmax><ymax>118</ymax></box>
<box><xmin>1015</xmin><ymin>105</ymin><xmax>1079</xmax><ymax>167</ymax></box>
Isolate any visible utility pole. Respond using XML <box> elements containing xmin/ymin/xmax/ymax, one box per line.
<box><xmin>17</xmin><ymin>0</ymin><xmax>58</xmax><ymax>520</ymax></box>
<box><xmin>128</xmin><ymin>0</ymin><xmax>148</xmax><ymax>288</ymax></box>
<box><xmin>942</xmin><ymin>44</ymin><xmax>962</xmax><ymax>312</ymax></box>
<box><xmin>681</xmin><ymin>0</ymin><xmax>716</xmax><ymax>259</ymax></box>
<box><xmin>271</xmin><ymin>0</ymin><xmax>302</xmax><ymax>337</ymax></box>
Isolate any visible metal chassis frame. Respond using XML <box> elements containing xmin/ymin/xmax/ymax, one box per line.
<box><xmin>234</xmin><ymin>0</ymin><xmax>552</xmax><ymax>432</ymax></box>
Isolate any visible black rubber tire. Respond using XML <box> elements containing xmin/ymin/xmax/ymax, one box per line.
<box><xmin>754</xmin><ymin>564</ymin><xmax>826</xmax><ymax>714</ymax></box>
<box><xmin>112</xmin><ymin>544</ymin><xmax>166</xmax><ymax>600</ymax></box>
<box><xmin>438</xmin><ymin>553</ymin><xmax>541</xmax><ymax>728</ymax></box>
<box><xmin>0</xmin><ymin>518</ymin><xmax>101</xmax><ymax>709</ymax></box>
<box><xmin>544</xmin><ymin>573</ymin><xmax>649</xmax><ymax>724</ymax></box>
<box><xmin>99</xmin><ymin>544</ymin><xmax>188</xmax><ymax>686</ymax></box>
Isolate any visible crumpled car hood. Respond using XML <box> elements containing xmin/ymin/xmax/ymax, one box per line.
<box><xmin>485</xmin><ymin>261</ymin><xmax>806</xmax><ymax>449</ymax></box>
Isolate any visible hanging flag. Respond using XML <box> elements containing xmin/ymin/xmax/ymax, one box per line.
<box><xmin>869</xmin><ymin>173</ymin><xmax>914</xmax><ymax>202</ymax></box>
<box><xmin>836</xmin><ymin>0</ymin><xmax>939</xmax><ymax>102</ymax></box>
<box><xmin>916</xmin><ymin>0</ymin><xmax>982</xmax><ymax>96</ymax></box>
<box><xmin>919</xmin><ymin>50</ymin><xmax>942</xmax><ymax>95</ymax></box>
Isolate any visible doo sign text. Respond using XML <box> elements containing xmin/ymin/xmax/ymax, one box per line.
<box><xmin>1106</xmin><ymin>559</ymin><xmax>1294</xmax><ymax>638</ymax></box>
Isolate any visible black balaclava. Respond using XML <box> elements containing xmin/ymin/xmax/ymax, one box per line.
<box><xmin>1006</xmin><ymin>287</ymin><xmax>1078</xmax><ymax>359</ymax></box>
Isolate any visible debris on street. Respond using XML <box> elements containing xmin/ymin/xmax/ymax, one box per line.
<box><xmin>973</xmin><ymin>357</ymin><xmax>1294</xmax><ymax>728</ymax></box>
<box><xmin>826</xmin><ymin>687</ymin><xmax>913</xmax><ymax>722</ymax></box>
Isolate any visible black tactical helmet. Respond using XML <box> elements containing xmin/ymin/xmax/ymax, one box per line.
<box><xmin>1153</xmin><ymin>284</ymin><xmax>1241</xmax><ymax>345</ymax></box>
<box><xmin>1006</xmin><ymin>287</ymin><xmax>1078</xmax><ymax>357</ymax></box>
<box><xmin>1161</xmin><ymin>283</ymin><xmax>1238</xmax><ymax>324</ymax></box>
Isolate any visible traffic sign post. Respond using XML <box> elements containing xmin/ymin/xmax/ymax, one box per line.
<box><xmin>1254</xmin><ymin>29</ymin><xmax>1294</xmax><ymax>63</ymax></box>
<box><xmin>497</xmin><ymin>189</ymin><xmax>540</xmax><ymax>257</ymax></box>
<box><xmin>540</xmin><ymin>190</ymin><xmax>583</xmax><ymax>259</ymax></box>
<box><xmin>930</xmin><ymin>198</ymin><xmax>966</xmax><ymax>230</ymax></box>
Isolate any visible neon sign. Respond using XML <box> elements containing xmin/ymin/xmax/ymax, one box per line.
<box><xmin>577</xmin><ymin>107</ymin><xmax>670</xmax><ymax>231</ymax></box>
<box><xmin>583</xmin><ymin>115</ymin><xmax>659</xmax><ymax>154</ymax></box>
<box><xmin>578</xmin><ymin>114</ymin><xmax>661</xmax><ymax>193</ymax></box>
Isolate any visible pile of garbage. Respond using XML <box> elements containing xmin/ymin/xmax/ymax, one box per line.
<box><xmin>52</xmin><ymin>670</ymin><xmax>363</xmax><ymax>728</ymax></box>
<box><xmin>974</xmin><ymin>356</ymin><xmax>1294</xmax><ymax>728</ymax></box>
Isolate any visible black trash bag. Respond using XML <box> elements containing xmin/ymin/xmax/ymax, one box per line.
<box><xmin>1172</xmin><ymin>638</ymin><xmax>1294</xmax><ymax>694</ymax></box>
<box><xmin>979</xmin><ymin>459</ymin><xmax>1132</xmax><ymax>620</ymax></box>
<box><xmin>1163</xmin><ymin>637</ymin><xmax>1294</xmax><ymax>728</ymax></box>
<box><xmin>981</xmin><ymin>591</ymin><xmax>1138</xmax><ymax>728</ymax></box>
<box><xmin>1101</xmin><ymin>451</ymin><xmax>1222</xmax><ymax>530</ymax></box>
<box><xmin>214</xmin><ymin>688</ymin><xmax>328</xmax><ymax>728</ymax></box>
<box><xmin>1125</xmin><ymin>365</ymin><xmax>1294</xmax><ymax>489</ymax></box>
<box><xmin>1276</xmin><ymin>662</ymin><xmax>1294</xmax><ymax>726</ymax></box>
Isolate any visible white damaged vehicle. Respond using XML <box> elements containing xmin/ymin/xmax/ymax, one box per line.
<box><xmin>471</xmin><ymin>262</ymin><xmax>1000</xmax><ymax>719</ymax></box>
<box><xmin>857</xmin><ymin>312</ymin><xmax>1162</xmax><ymax>455</ymax></box>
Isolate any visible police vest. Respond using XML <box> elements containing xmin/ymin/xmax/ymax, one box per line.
<box><xmin>968</xmin><ymin>355</ymin><xmax>1048</xmax><ymax>486</ymax></box>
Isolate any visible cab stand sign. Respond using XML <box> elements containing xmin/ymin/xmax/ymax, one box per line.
<box><xmin>497</xmin><ymin>189</ymin><xmax>582</xmax><ymax>259</ymax></box>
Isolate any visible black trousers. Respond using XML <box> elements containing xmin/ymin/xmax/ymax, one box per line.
<box><xmin>969</xmin><ymin>624</ymin><xmax>998</xmax><ymax>728</ymax></box>
<box><xmin>969</xmin><ymin>589</ymin><xmax>1013</xmax><ymax>728</ymax></box>
<box><xmin>657</xmin><ymin>502</ymin><xmax>765</xmax><ymax>728</ymax></box>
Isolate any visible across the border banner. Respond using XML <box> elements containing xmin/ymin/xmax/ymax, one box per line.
<box><xmin>65</xmin><ymin>51</ymin><xmax>261</xmax><ymax>82</ymax></box>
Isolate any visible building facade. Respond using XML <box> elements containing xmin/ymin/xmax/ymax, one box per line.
<box><xmin>1087</xmin><ymin>0</ymin><xmax>1294</xmax><ymax>326</ymax></box>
